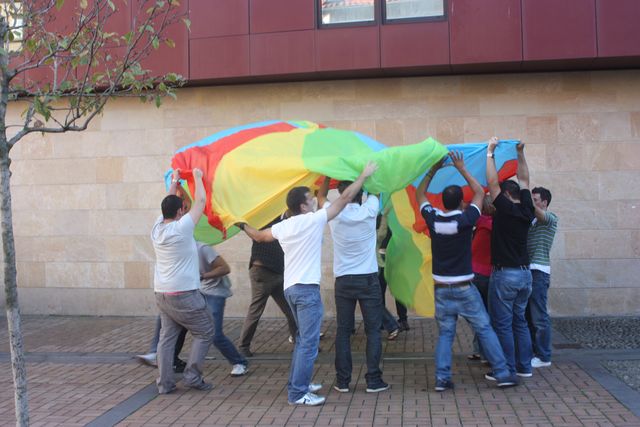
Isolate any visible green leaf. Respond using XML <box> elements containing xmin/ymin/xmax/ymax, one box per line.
<box><xmin>107</xmin><ymin>0</ymin><xmax>115</xmax><ymax>11</ymax></box>
<box><xmin>152</xmin><ymin>37</ymin><xmax>159</xmax><ymax>50</ymax></box>
<box><xmin>55</xmin><ymin>0</ymin><xmax>65</xmax><ymax>10</ymax></box>
<box><xmin>164</xmin><ymin>39</ymin><xmax>175</xmax><ymax>49</ymax></box>
<box><xmin>182</xmin><ymin>18</ymin><xmax>191</xmax><ymax>31</ymax></box>
<box><xmin>154</xmin><ymin>95</ymin><xmax>162</xmax><ymax>108</ymax></box>
<box><xmin>80</xmin><ymin>0</ymin><xmax>88</xmax><ymax>9</ymax></box>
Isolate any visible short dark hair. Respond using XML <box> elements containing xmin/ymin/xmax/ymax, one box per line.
<box><xmin>161</xmin><ymin>195</ymin><xmax>183</xmax><ymax>219</ymax></box>
<box><xmin>500</xmin><ymin>180</ymin><xmax>521</xmax><ymax>200</ymax></box>
<box><xmin>286</xmin><ymin>186</ymin><xmax>310</xmax><ymax>215</ymax></box>
<box><xmin>442</xmin><ymin>185</ymin><xmax>463</xmax><ymax>210</ymax></box>
<box><xmin>337</xmin><ymin>180</ymin><xmax>363</xmax><ymax>205</ymax></box>
<box><xmin>532</xmin><ymin>186</ymin><xmax>552</xmax><ymax>206</ymax></box>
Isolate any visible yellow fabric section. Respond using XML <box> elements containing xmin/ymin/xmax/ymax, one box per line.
<box><xmin>390</xmin><ymin>190</ymin><xmax>435</xmax><ymax>317</ymax></box>
<box><xmin>212</xmin><ymin>129</ymin><xmax>320</xmax><ymax>229</ymax></box>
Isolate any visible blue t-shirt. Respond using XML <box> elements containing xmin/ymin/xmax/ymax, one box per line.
<box><xmin>421</xmin><ymin>202</ymin><xmax>481</xmax><ymax>283</ymax></box>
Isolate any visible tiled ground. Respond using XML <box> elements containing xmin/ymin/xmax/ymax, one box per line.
<box><xmin>0</xmin><ymin>316</ymin><xmax>638</xmax><ymax>427</ymax></box>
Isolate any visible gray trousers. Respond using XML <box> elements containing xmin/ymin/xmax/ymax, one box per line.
<box><xmin>155</xmin><ymin>290</ymin><xmax>214</xmax><ymax>393</ymax></box>
<box><xmin>238</xmin><ymin>265</ymin><xmax>297</xmax><ymax>351</ymax></box>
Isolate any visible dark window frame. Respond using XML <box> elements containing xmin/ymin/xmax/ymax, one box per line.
<box><xmin>382</xmin><ymin>0</ymin><xmax>448</xmax><ymax>24</ymax></box>
<box><xmin>317</xmin><ymin>0</ymin><xmax>380</xmax><ymax>29</ymax></box>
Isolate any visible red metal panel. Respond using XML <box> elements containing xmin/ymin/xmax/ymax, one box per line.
<box><xmin>133</xmin><ymin>0</ymin><xmax>189</xmax><ymax>77</ymax></box>
<box><xmin>251</xmin><ymin>31</ymin><xmax>315</xmax><ymax>75</ymax></box>
<box><xmin>102</xmin><ymin>0</ymin><xmax>131</xmax><ymax>36</ymax></box>
<box><xmin>316</xmin><ymin>26</ymin><xmax>380</xmax><ymax>71</ymax></box>
<box><xmin>381</xmin><ymin>21</ymin><xmax>449</xmax><ymax>68</ymax></box>
<box><xmin>190</xmin><ymin>0</ymin><xmax>249</xmax><ymax>39</ymax></box>
<box><xmin>523</xmin><ymin>0</ymin><xmax>597</xmax><ymax>61</ymax></box>
<box><xmin>449</xmin><ymin>0</ymin><xmax>522</xmax><ymax>64</ymax></box>
<box><xmin>596</xmin><ymin>0</ymin><xmax>640</xmax><ymax>57</ymax></box>
<box><xmin>190</xmin><ymin>36</ymin><xmax>250</xmax><ymax>79</ymax></box>
<box><xmin>250</xmin><ymin>0</ymin><xmax>315</xmax><ymax>34</ymax></box>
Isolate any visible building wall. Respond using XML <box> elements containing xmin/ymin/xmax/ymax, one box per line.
<box><xmin>3</xmin><ymin>69</ymin><xmax>640</xmax><ymax>317</ymax></box>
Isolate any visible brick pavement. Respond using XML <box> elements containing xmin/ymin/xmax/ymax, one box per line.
<box><xmin>0</xmin><ymin>316</ymin><xmax>638</xmax><ymax>427</ymax></box>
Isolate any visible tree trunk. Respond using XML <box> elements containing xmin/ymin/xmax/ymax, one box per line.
<box><xmin>0</xmin><ymin>139</ymin><xmax>29</xmax><ymax>425</ymax></box>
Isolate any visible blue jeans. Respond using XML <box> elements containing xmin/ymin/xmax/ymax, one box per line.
<box><xmin>203</xmin><ymin>293</ymin><xmax>247</xmax><ymax>366</ymax></box>
<box><xmin>526</xmin><ymin>270</ymin><xmax>552</xmax><ymax>362</ymax></box>
<box><xmin>285</xmin><ymin>284</ymin><xmax>323</xmax><ymax>402</ymax></box>
<box><xmin>335</xmin><ymin>273</ymin><xmax>383</xmax><ymax>388</ymax></box>
<box><xmin>434</xmin><ymin>283</ymin><xmax>510</xmax><ymax>382</ymax></box>
<box><xmin>471</xmin><ymin>274</ymin><xmax>490</xmax><ymax>358</ymax></box>
<box><xmin>488</xmin><ymin>268</ymin><xmax>533</xmax><ymax>375</ymax></box>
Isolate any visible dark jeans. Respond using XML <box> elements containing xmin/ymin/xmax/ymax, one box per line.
<box><xmin>203</xmin><ymin>294</ymin><xmax>247</xmax><ymax>366</ymax></box>
<box><xmin>335</xmin><ymin>273</ymin><xmax>384</xmax><ymax>387</ymax></box>
<box><xmin>526</xmin><ymin>270</ymin><xmax>552</xmax><ymax>362</ymax></box>
<box><xmin>488</xmin><ymin>268</ymin><xmax>533</xmax><ymax>376</ymax></box>
<box><xmin>239</xmin><ymin>265</ymin><xmax>297</xmax><ymax>352</ymax></box>
<box><xmin>379</xmin><ymin>267</ymin><xmax>408</xmax><ymax>322</ymax></box>
<box><xmin>471</xmin><ymin>274</ymin><xmax>490</xmax><ymax>357</ymax></box>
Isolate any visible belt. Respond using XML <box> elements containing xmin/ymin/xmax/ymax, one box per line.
<box><xmin>434</xmin><ymin>280</ymin><xmax>472</xmax><ymax>289</ymax></box>
<box><xmin>493</xmin><ymin>265</ymin><xmax>529</xmax><ymax>271</ymax></box>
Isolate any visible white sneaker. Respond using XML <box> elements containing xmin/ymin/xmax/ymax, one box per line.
<box><xmin>230</xmin><ymin>364</ymin><xmax>248</xmax><ymax>376</ymax></box>
<box><xmin>531</xmin><ymin>357</ymin><xmax>552</xmax><ymax>368</ymax></box>
<box><xmin>136</xmin><ymin>352</ymin><xmax>157</xmax><ymax>367</ymax></box>
<box><xmin>289</xmin><ymin>392</ymin><xmax>325</xmax><ymax>406</ymax></box>
<box><xmin>288</xmin><ymin>335</ymin><xmax>294</xmax><ymax>344</ymax></box>
<box><xmin>308</xmin><ymin>383</ymin><xmax>322</xmax><ymax>393</ymax></box>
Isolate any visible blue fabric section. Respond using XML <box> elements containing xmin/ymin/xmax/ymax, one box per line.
<box><xmin>412</xmin><ymin>139</ymin><xmax>520</xmax><ymax>191</ymax></box>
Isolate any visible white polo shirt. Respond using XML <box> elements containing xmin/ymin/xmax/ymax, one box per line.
<box><xmin>326</xmin><ymin>195</ymin><xmax>379</xmax><ymax>277</ymax></box>
<box><xmin>271</xmin><ymin>209</ymin><xmax>328</xmax><ymax>290</ymax></box>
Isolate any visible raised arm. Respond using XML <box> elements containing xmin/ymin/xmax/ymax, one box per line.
<box><xmin>325</xmin><ymin>162</ymin><xmax>378</xmax><ymax>221</ymax></box>
<box><xmin>486</xmin><ymin>137</ymin><xmax>501</xmax><ymax>201</ymax></box>
<box><xmin>168</xmin><ymin>169</ymin><xmax>181</xmax><ymax>196</ymax></box>
<box><xmin>533</xmin><ymin>205</ymin><xmax>547</xmax><ymax>222</ymax></box>
<box><xmin>317</xmin><ymin>176</ymin><xmax>330</xmax><ymax>208</ymax></box>
<box><xmin>415</xmin><ymin>156</ymin><xmax>446</xmax><ymax>207</ymax></box>
<box><xmin>238</xmin><ymin>223</ymin><xmax>275</xmax><ymax>243</ymax></box>
<box><xmin>449</xmin><ymin>150</ymin><xmax>484</xmax><ymax>209</ymax></box>
<box><xmin>201</xmin><ymin>254</ymin><xmax>231</xmax><ymax>281</ymax></box>
<box><xmin>189</xmin><ymin>168</ymin><xmax>207</xmax><ymax>225</ymax></box>
<box><xmin>516</xmin><ymin>142</ymin><xmax>530</xmax><ymax>190</ymax></box>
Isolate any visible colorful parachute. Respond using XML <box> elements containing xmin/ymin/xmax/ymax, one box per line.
<box><xmin>168</xmin><ymin>120</ymin><xmax>518</xmax><ymax>317</ymax></box>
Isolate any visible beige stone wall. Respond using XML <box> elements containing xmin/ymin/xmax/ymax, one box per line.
<box><xmin>3</xmin><ymin>70</ymin><xmax>639</xmax><ymax>317</ymax></box>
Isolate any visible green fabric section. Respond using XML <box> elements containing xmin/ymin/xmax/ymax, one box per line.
<box><xmin>302</xmin><ymin>130</ymin><xmax>448</xmax><ymax>194</ymax></box>
<box><xmin>383</xmin><ymin>196</ymin><xmax>420</xmax><ymax>309</ymax></box>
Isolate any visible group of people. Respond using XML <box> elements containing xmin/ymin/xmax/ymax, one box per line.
<box><xmin>416</xmin><ymin>137</ymin><xmax>557</xmax><ymax>391</ymax></box>
<box><xmin>146</xmin><ymin>137</ymin><xmax>557</xmax><ymax>405</ymax></box>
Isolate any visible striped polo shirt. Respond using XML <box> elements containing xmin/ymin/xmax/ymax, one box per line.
<box><xmin>527</xmin><ymin>210</ymin><xmax>558</xmax><ymax>274</ymax></box>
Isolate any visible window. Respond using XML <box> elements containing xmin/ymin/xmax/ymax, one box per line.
<box><xmin>384</xmin><ymin>0</ymin><xmax>445</xmax><ymax>22</ymax></box>
<box><xmin>319</xmin><ymin>0</ymin><xmax>375</xmax><ymax>26</ymax></box>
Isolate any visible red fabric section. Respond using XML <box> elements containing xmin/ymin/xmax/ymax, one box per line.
<box><xmin>171</xmin><ymin>122</ymin><xmax>297</xmax><ymax>236</ymax></box>
<box><xmin>472</xmin><ymin>215</ymin><xmax>493</xmax><ymax>276</ymax></box>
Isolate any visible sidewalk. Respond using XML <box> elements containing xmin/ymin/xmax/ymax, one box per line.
<box><xmin>0</xmin><ymin>315</ymin><xmax>639</xmax><ymax>427</ymax></box>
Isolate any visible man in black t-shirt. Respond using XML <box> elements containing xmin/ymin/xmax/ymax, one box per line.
<box><xmin>485</xmin><ymin>137</ymin><xmax>536</xmax><ymax>379</ymax></box>
<box><xmin>416</xmin><ymin>151</ymin><xmax>518</xmax><ymax>392</ymax></box>
<box><xmin>238</xmin><ymin>215</ymin><xmax>297</xmax><ymax>357</ymax></box>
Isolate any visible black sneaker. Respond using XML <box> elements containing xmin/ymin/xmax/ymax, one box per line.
<box><xmin>399</xmin><ymin>320</ymin><xmax>410</xmax><ymax>331</ymax></box>
<box><xmin>173</xmin><ymin>358</ymin><xmax>187</xmax><ymax>373</ymax></box>
<box><xmin>434</xmin><ymin>379</ymin><xmax>454</xmax><ymax>392</ymax></box>
<box><xmin>366</xmin><ymin>381</ymin><xmax>390</xmax><ymax>393</ymax></box>
<box><xmin>496</xmin><ymin>375</ymin><xmax>520</xmax><ymax>388</ymax></box>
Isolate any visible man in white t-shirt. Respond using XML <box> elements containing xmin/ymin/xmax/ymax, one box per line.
<box><xmin>151</xmin><ymin>168</ymin><xmax>215</xmax><ymax>394</ymax></box>
<box><xmin>317</xmin><ymin>179</ymin><xmax>389</xmax><ymax>394</ymax></box>
<box><xmin>238</xmin><ymin>162</ymin><xmax>378</xmax><ymax>406</ymax></box>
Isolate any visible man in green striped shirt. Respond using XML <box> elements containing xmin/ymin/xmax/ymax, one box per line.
<box><xmin>526</xmin><ymin>187</ymin><xmax>558</xmax><ymax>368</ymax></box>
